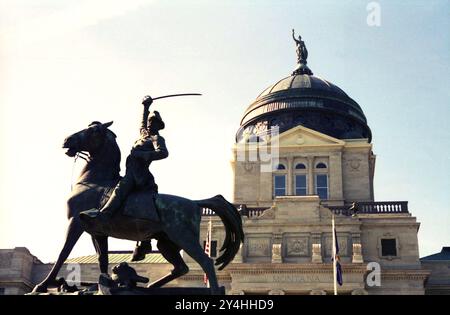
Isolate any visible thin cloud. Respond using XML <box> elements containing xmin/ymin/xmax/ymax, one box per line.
<box><xmin>0</xmin><ymin>0</ymin><xmax>153</xmax><ymax>47</ymax></box>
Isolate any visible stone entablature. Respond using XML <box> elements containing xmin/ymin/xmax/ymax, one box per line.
<box><xmin>225</xmin><ymin>263</ymin><xmax>366</xmax><ymax>294</ymax></box>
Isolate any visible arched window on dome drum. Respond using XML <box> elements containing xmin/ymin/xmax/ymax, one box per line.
<box><xmin>316</xmin><ymin>162</ymin><xmax>327</xmax><ymax>169</ymax></box>
<box><xmin>295</xmin><ymin>163</ymin><xmax>306</xmax><ymax>170</ymax></box>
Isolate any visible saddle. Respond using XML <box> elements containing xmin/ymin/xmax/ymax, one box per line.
<box><xmin>100</xmin><ymin>184</ymin><xmax>160</xmax><ymax>222</ymax></box>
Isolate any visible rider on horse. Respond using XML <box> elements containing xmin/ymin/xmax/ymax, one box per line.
<box><xmin>93</xmin><ymin>95</ymin><xmax>168</xmax><ymax>261</ymax></box>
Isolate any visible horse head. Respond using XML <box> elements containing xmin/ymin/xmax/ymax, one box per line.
<box><xmin>63</xmin><ymin>121</ymin><xmax>115</xmax><ymax>157</ymax></box>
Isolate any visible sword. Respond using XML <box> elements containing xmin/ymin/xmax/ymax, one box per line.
<box><xmin>151</xmin><ymin>93</ymin><xmax>202</xmax><ymax>101</ymax></box>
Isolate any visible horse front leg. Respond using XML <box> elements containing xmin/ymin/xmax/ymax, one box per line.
<box><xmin>93</xmin><ymin>235</ymin><xmax>109</xmax><ymax>274</ymax></box>
<box><xmin>32</xmin><ymin>217</ymin><xmax>84</xmax><ymax>293</ymax></box>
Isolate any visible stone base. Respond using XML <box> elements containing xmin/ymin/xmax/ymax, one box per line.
<box><xmin>108</xmin><ymin>286</ymin><xmax>226</xmax><ymax>295</ymax></box>
<box><xmin>28</xmin><ymin>286</ymin><xmax>226</xmax><ymax>296</ymax></box>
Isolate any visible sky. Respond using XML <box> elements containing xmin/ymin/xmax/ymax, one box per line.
<box><xmin>0</xmin><ymin>0</ymin><xmax>449</xmax><ymax>263</ymax></box>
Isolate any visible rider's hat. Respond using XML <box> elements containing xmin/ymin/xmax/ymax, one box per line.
<box><xmin>148</xmin><ymin>111</ymin><xmax>165</xmax><ymax>130</ymax></box>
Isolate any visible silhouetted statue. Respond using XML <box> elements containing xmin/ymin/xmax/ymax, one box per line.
<box><xmin>92</xmin><ymin>96</ymin><xmax>167</xmax><ymax>261</ymax></box>
<box><xmin>292</xmin><ymin>29</ymin><xmax>313</xmax><ymax>75</ymax></box>
<box><xmin>32</xmin><ymin>97</ymin><xmax>244</xmax><ymax>295</ymax></box>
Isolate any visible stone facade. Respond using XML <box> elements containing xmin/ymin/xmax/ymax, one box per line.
<box><xmin>0</xmin><ymin>247</ymin><xmax>40</xmax><ymax>295</ymax></box>
<box><xmin>186</xmin><ymin>125</ymin><xmax>431</xmax><ymax>294</ymax></box>
<box><xmin>0</xmin><ymin>125</ymin><xmax>447</xmax><ymax>295</ymax></box>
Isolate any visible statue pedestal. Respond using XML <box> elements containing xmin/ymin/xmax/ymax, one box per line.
<box><xmin>103</xmin><ymin>286</ymin><xmax>226</xmax><ymax>295</ymax></box>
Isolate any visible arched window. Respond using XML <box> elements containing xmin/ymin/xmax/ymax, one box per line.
<box><xmin>295</xmin><ymin>163</ymin><xmax>306</xmax><ymax>170</ymax></box>
<box><xmin>273</xmin><ymin>163</ymin><xmax>287</xmax><ymax>197</ymax></box>
<box><xmin>276</xmin><ymin>163</ymin><xmax>286</xmax><ymax>170</ymax></box>
<box><xmin>316</xmin><ymin>162</ymin><xmax>327</xmax><ymax>169</ymax></box>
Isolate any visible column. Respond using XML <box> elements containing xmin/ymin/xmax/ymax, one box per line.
<box><xmin>307</xmin><ymin>156</ymin><xmax>314</xmax><ymax>195</ymax></box>
<box><xmin>287</xmin><ymin>156</ymin><xmax>294</xmax><ymax>195</ymax></box>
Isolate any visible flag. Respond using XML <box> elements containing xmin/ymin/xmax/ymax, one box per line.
<box><xmin>333</xmin><ymin>226</ymin><xmax>343</xmax><ymax>286</ymax></box>
<box><xmin>203</xmin><ymin>218</ymin><xmax>212</xmax><ymax>286</ymax></box>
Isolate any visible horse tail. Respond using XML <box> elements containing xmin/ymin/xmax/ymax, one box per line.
<box><xmin>194</xmin><ymin>195</ymin><xmax>244</xmax><ymax>270</ymax></box>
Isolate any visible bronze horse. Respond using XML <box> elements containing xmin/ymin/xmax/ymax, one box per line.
<box><xmin>33</xmin><ymin>121</ymin><xmax>244</xmax><ymax>294</ymax></box>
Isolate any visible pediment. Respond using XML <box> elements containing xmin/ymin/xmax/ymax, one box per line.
<box><xmin>268</xmin><ymin>125</ymin><xmax>345</xmax><ymax>147</ymax></box>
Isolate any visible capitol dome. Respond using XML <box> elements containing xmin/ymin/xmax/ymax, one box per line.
<box><xmin>236</xmin><ymin>36</ymin><xmax>372</xmax><ymax>143</ymax></box>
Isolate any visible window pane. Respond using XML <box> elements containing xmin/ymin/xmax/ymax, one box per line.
<box><xmin>275</xmin><ymin>175</ymin><xmax>285</xmax><ymax>187</ymax></box>
<box><xmin>295</xmin><ymin>175</ymin><xmax>307</xmax><ymax>196</ymax></box>
<box><xmin>317</xmin><ymin>188</ymin><xmax>328</xmax><ymax>199</ymax></box>
<box><xmin>295</xmin><ymin>163</ymin><xmax>306</xmax><ymax>169</ymax></box>
<box><xmin>296</xmin><ymin>175</ymin><xmax>306</xmax><ymax>187</ymax></box>
<box><xmin>274</xmin><ymin>175</ymin><xmax>286</xmax><ymax>196</ymax></box>
<box><xmin>316</xmin><ymin>162</ymin><xmax>327</xmax><ymax>169</ymax></box>
<box><xmin>316</xmin><ymin>175</ymin><xmax>328</xmax><ymax>199</ymax></box>
<box><xmin>381</xmin><ymin>239</ymin><xmax>397</xmax><ymax>256</ymax></box>
<box><xmin>316</xmin><ymin>174</ymin><xmax>328</xmax><ymax>187</ymax></box>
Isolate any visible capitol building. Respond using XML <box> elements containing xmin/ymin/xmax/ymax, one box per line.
<box><xmin>1</xmin><ymin>37</ymin><xmax>449</xmax><ymax>295</ymax></box>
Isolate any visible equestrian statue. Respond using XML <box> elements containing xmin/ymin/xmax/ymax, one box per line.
<box><xmin>32</xmin><ymin>95</ymin><xmax>244</xmax><ymax>294</ymax></box>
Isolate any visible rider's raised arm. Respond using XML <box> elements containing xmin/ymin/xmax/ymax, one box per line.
<box><xmin>140</xmin><ymin>96</ymin><xmax>153</xmax><ymax>136</ymax></box>
<box><xmin>140</xmin><ymin>106</ymin><xmax>150</xmax><ymax>136</ymax></box>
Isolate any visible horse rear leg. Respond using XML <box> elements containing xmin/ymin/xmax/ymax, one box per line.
<box><xmin>173</xmin><ymin>235</ymin><xmax>220</xmax><ymax>294</ymax></box>
<box><xmin>147</xmin><ymin>237</ymin><xmax>189</xmax><ymax>288</ymax></box>
<box><xmin>32</xmin><ymin>217</ymin><xmax>84</xmax><ymax>293</ymax></box>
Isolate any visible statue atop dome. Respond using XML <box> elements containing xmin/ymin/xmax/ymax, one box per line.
<box><xmin>292</xmin><ymin>29</ymin><xmax>313</xmax><ymax>75</ymax></box>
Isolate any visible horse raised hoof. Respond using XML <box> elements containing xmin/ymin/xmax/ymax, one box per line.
<box><xmin>131</xmin><ymin>241</ymin><xmax>153</xmax><ymax>262</ymax></box>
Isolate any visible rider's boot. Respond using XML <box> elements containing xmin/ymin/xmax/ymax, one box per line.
<box><xmin>131</xmin><ymin>241</ymin><xmax>153</xmax><ymax>262</ymax></box>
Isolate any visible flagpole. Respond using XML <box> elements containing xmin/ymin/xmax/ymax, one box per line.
<box><xmin>206</xmin><ymin>217</ymin><xmax>212</xmax><ymax>288</ymax></box>
<box><xmin>332</xmin><ymin>214</ymin><xmax>337</xmax><ymax>295</ymax></box>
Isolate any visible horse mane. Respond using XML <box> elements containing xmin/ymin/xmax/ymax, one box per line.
<box><xmin>79</xmin><ymin>127</ymin><xmax>121</xmax><ymax>182</ymax></box>
<box><xmin>103</xmin><ymin>128</ymin><xmax>121</xmax><ymax>166</ymax></box>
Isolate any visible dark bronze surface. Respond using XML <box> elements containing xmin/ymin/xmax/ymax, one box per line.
<box><xmin>32</xmin><ymin>96</ymin><xmax>244</xmax><ymax>295</ymax></box>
